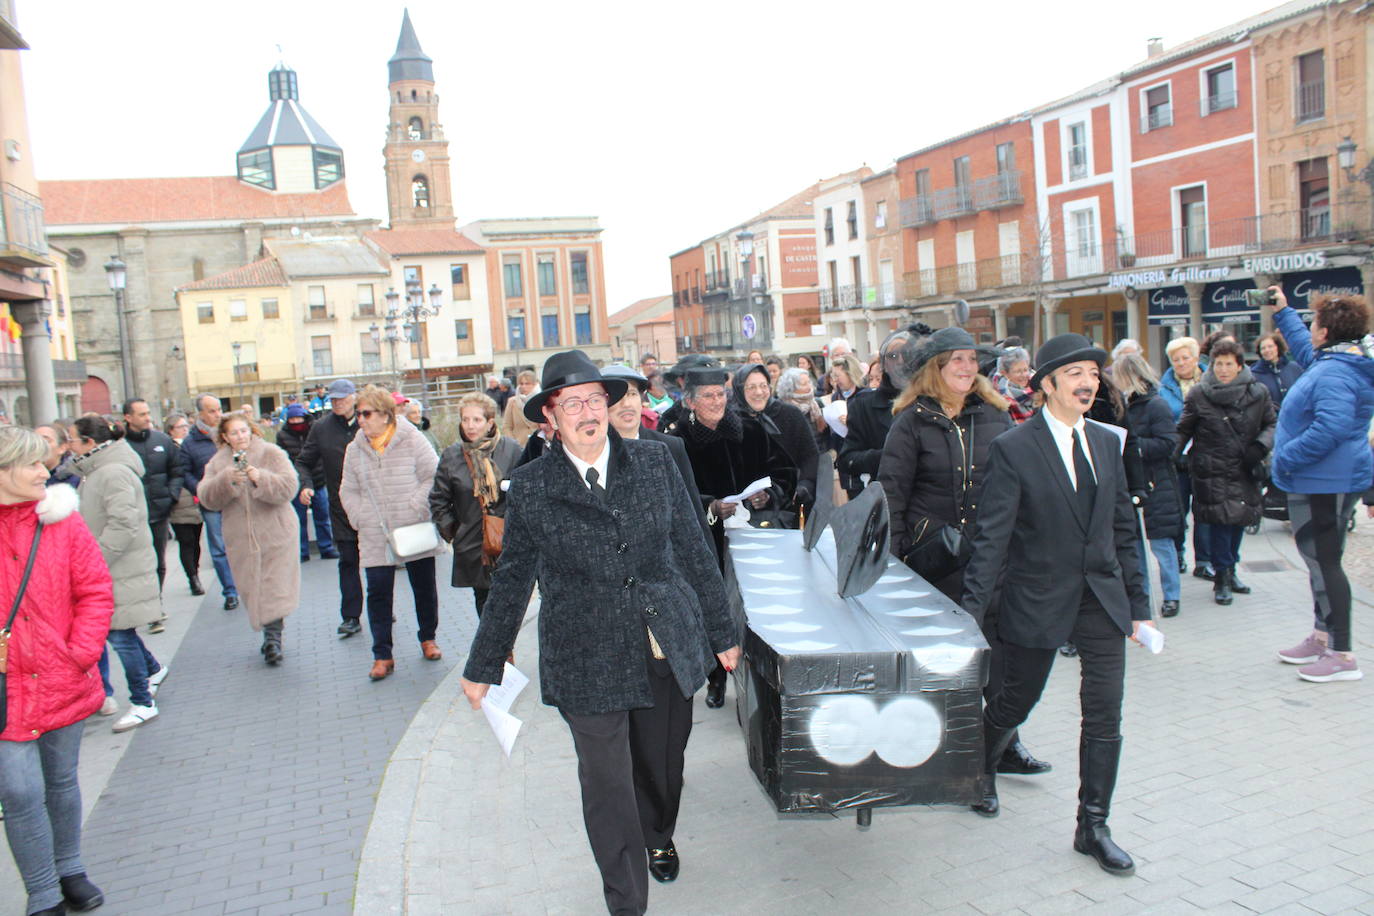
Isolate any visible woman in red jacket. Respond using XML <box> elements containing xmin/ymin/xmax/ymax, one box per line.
<box><xmin>0</xmin><ymin>427</ymin><xmax>113</xmax><ymax>915</ymax></box>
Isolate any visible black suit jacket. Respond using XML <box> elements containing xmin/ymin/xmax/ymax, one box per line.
<box><xmin>463</xmin><ymin>431</ymin><xmax>735</xmax><ymax>715</ymax></box>
<box><xmin>640</xmin><ymin>427</ymin><xmax>715</xmax><ymax>557</ymax></box>
<box><xmin>961</xmin><ymin>410</ymin><xmax>1150</xmax><ymax>649</ymax></box>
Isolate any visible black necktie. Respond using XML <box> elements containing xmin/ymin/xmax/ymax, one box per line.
<box><xmin>586</xmin><ymin>467</ymin><xmax>606</xmax><ymax>502</ymax></box>
<box><xmin>1071</xmin><ymin>429</ymin><xmax>1096</xmax><ymax>518</ymax></box>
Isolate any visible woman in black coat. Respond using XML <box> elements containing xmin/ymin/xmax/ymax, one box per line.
<box><xmin>429</xmin><ymin>393</ymin><xmax>522</xmax><ymax>616</ymax></box>
<box><xmin>839</xmin><ymin>324</ymin><xmax>929</xmax><ymax>500</ymax></box>
<box><xmin>1175</xmin><ymin>340</ymin><xmax>1277</xmax><ymax>605</ymax></box>
<box><xmin>877</xmin><ymin>329</ymin><xmax>1048</xmax><ymax>776</ymax></box>
<box><xmin>732</xmin><ymin>363</ymin><xmax>818</xmax><ymax>511</ymax></box>
<box><xmin>1112</xmin><ymin>354</ymin><xmax>1183</xmax><ymax>617</ymax></box>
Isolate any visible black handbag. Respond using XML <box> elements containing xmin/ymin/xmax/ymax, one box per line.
<box><xmin>0</xmin><ymin>522</ymin><xmax>44</xmax><ymax>733</ymax></box>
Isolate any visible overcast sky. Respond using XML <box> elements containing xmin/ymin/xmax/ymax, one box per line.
<box><xmin>22</xmin><ymin>0</ymin><xmax>1273</xmax><ymax>309</ymax></box>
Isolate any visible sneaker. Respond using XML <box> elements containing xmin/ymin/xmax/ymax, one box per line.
<box><xmin>112</xmin><ymin>703</ymin><xmax>158</xmax><ymax>733</ymax></box>
<box><xmin>1297</xmin><ymin>651</ymin><xmax>1362</xmax><ymax>683</ymax></box>
<box><xmin>337</xmin><ymin>618</ymin><xmax>362</xmax><ymax>638</ymax></box>
<box><xmin>99</xmin><ymin>696</ymin><xmax>118</xmax><ymax>716</ymax></box>
<box><xmin>147</xmin><ymin>615</ymin><xmax>166</xmax><ymax>634</ymax></box>
<box><xmin>148</xmin><ymin>665</ymin><xmax>170</xmax><ymax>696</ymax></box>
<box><xmin>1277</xmin><ymin>634</ymin><xmax>1327</xmax><ymax>665</ymax></box>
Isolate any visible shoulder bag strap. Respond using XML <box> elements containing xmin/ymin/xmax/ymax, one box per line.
<box><xmin>461</xmin><ymin>449</ymin><xmax>491</xmax><ymax>514</ymax></box>
<box><xmin>2</xmin><ymin>523</ymin><xmax>44</xmax><ymax>636</ymax></box>
<box><xmin>357</xmin><ymin>455</ymin><xmax>393</xmax><ymax>537</ymax></box>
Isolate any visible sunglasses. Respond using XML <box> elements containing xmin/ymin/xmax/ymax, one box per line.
<box><xmin>357</xmin><ymin>409</ymin><xmax>384</xmax><ymax>419</ymax></box>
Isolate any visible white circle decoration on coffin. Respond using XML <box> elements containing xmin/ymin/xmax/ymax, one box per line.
<box><xmin>874</xmin><ymin>697</ymin><xmax>943</xmax><ymax>768</ymax></box>
<box><xmin>734</xmin><ymin>556</ymin><xmax>784</xmax><ymax>566</ymax></box>
<box><xmin>748</xmin><ymin>586</ymin><xmax>804</xmax><ymax>596</ymax></box>
<box><xmin>899</xmin><ymin>625</ymin><xmax>964</xmax><ymax>637</ymax></box>
<box><xmin>746</xmin><ymin>604</ymin><xmax>804</xmax><ymax>616</ymax></box>
<box><xmin>881</xmin><ymin>589</ymin><xmax>932</xmax><ymax>599</ymax></box>
<box><xmin>729</xmin><ymin>543</ymin><xmax>772</xmax><ymax>551</ymax></box>
<box><xmin>918</xmin><ymin>643</ymin><xmax>979</xmax><ymax>676</ymax></box>
<box><xmin>775</xmin><ymin>640</ymin><xmax>838</xmax><ymax>652</ymax></box>
<box><xmin>757</xmin><ymin>621</ymin><xmax>822</xmax><ymax>633</ymax></box>
<box><xmin>808</xmin><ymin>696</ymin><xmax>879</xmax><ymax>766</ymax></box>
<box><xmin>884</xmin><ymin>606</ymin><xmax>942</xmax><ymax>618</ymax></box>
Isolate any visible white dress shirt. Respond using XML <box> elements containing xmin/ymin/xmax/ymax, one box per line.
<box><xmin>1041</xmin><ymin>408</ymin><xmax>1096</xmax><ymax>491</ymax></box>
<box><xmin>564</xmin><ymin>440</ymin><xmax>611</xmax><ymax>491</ymax></box>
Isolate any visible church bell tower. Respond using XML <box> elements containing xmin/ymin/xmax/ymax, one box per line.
<box><xmin>383</xmin><ymin>9</ymin><xmax>455</xmax><ymax>228</ymax></box>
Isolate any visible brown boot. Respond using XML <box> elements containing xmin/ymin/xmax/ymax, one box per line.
<box><xmin>369</xmin><ymin>659</ymin><xmax>395</xmax><ymax>681</ymax></box>
<box><xmin>421</xmin><ymin>640</ymin><xmax>442</xmax><ymax>661</ymax></box>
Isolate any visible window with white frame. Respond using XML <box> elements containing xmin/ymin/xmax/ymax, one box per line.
<box><xmin>1067</xmin><ymin>123</ymin><xmax>1088</xmax><ymax>180</ymax></box>
<box><xmin>874</xmin><ymin>200</ymin><xmax>887</xmax><ymax>230</ymax></box>
<box><xmin>1203</xmin><ymin>62</ymin><xmax>1237</xmax><ymax>115</ymax></box>
<box><xmin>1142</xmin><ymin>84</ymin><xmax>1172</xmax><ymax>132</ymax></box>
<box><xmin>1065</xmin><ymin>204</ymin><xmax>1100</xmax><ymax>276</ymax></box>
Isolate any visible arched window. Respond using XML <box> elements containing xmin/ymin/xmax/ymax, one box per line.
<box><xmin>412</xmin><ymin>175</ymin><xmax>430</xmax><ymax>208</ymax></box>
<box><xmin>410</xmin><ymin>89</ymin><xmax>417</xmax><ymax>101</ymax></box>
<box><xmin>408</xmin><ymin>116</ymin><xmax>424</xmax><ymax>140</ymax></box>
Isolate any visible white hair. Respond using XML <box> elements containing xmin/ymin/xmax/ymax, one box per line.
<box><xmin>997</xmin><ymin>347</ymin><xmax>1030</xmax><ymax>374</ymax></box>
<box><xmin>1111</xmin><ymin>339</ymin><xmax>1141</xmax><ymax>360</ymax></box>
<box><xmin>829</xmin><ymin>337</ymin><xmax>853</xmax><ymax>356</ymax></box>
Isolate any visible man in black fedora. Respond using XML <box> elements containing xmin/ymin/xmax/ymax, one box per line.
<box><xmin>960</xmin><ymin>333</ymin><xmax>1152</xmax><ymax>876</ymax></box>
<box><xmin>460</xmin><ymin>350</ymin><xmax>741</xmax><ymax>915</ymax></box>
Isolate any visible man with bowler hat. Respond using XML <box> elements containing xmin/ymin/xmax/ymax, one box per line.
<box><xmin>960</xmin><ymin>333</ymin><xmax>1153</xmax><ymax>876</ymax></box>
<box><xmin>460</xmin><ymin>350</ymin><xmax>741</xmax><ymax>915</ymax></box>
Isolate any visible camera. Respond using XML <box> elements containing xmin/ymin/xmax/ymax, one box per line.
<box><xmin>1245</xmin><ymin>288</ymin><xmax>1277</xmax><ymax>307</ymax></box>
<box><xmin>233</xmin><ymin>451</ymin><xmax>248</xmax><ymax>471</ymax></box>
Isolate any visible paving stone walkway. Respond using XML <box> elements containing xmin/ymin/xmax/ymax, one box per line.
<box><xmin>73</xmin><ymin>554</ymin><xmax>477</xmax><ymax>916</ymax></box>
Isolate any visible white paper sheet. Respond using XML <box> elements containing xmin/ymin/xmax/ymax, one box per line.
<box><xmin>721</xmin><ymin>477</ymin><xmax>771</xmax><ymax>505</ymax></box>
<box><xmin>1136</xmin><ymin>622</ymin><xmax>1165</xmax><ymax>654</ymax></box>
<box><xmin>484</xmin><ymin>663</ymin><xmax>529</xmax><ymax>713</ymax></box>
<box><xmin>822</xmin><ymin>399</ymin><xmax>849</xmax><ymax>437</ymax></box>
<box><xmin>1086</xmin><ymin>418</ymin><xmax>1127</xmax><ymax>454</ymax></box>
<box><xmin>480</xmin><ymin>701</ymin><xmax>522</xmax><ymax>757</ymax></box>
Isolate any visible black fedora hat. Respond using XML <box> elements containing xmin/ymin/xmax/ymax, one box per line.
<box><xmin>1030</xmin><ymin>333</ymin><xmax>1107</xmax><ymax>391</ymax></box>
<box><xmin>523</xmin><ymin>350</ymin><xmax>629</xmax><ymax>422</ymax></box>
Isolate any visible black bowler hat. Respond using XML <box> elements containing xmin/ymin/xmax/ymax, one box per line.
<box><xmin>600</xmin><ymin>364</ymin><xmax>649</xmax><ymax>392</ymax></box>
<box><xmin>523</xmin><ymin>350</ymin><xmax>629</xmax><ymax>422</ymax></box>
<box><xmin>912</xmin><ymin>326</ymin><xmax>978</xmax><ymax>370</ymax></box>
<box><xmin>1030</xmin><ymin>333</ymin><xmax>1107</xmax><ymax>391</ymax></box>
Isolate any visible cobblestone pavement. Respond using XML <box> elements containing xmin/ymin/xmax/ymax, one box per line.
<box><xmin>359</xmin><ymin>518</ymin><xmax>1374</xmax><ymax>916</ymax></box>
<box><xmin>5</xmin><ymin>552</ymin><xmax>479</xmax><ymax>916</ymax></box>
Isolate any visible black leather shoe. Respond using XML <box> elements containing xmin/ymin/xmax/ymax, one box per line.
<box><xmin>60</xmin><ymin>872</ymin><xmax>104</xmax><ymax>911</ymax></box>
<box><xmin>705</xmin><ymin>679</ymin><xmax>726</xmax><ymax>708</ymax></box>
<box><xmin>1229</xmin><ymin>573</ymin><xmax>1252</xmax><ymax>595</ymax></box>
<box><xmin>1214</xmin><ymin>567</ymin><xmax>1234</xmax><ymax>606</ymax></box>
<box><xmin>1177</xmin><ymin>555</ymin><xmax>1187</xmax><ymax>574</ymax></box>
<box><xmin>971</xmin><ymin>791</ymin><xmax>1000</xmax><ymax>817</ymax></box>
<box><xmin>337</xmin><ymin>618</ymin><xmax>362</xmax><ymax>638</ymax></box>
<box><xmin>264</xmin><ymin>642</ymin><xmax>283</xmax><ymax>666</ymax></box>
<box><xmin>320</xmin><ymin>549</ymin><xmax>340</xmax><ymax>559</ymax></box>
<box><xmin>300</xmin><ymin>554</ymin><xmax>311</xmax><ymax>563</ymax></box>
<box><xmin>31</xmin><ymin>906</ymin><xmax>66</xmax><ymax>916</ymax></box>
<box><xmin>648</xmin><ymin>842</ymin><xmax>680</xmax><ymax>883</ymax></box>
<box><xmin>224</xmin><ymin>596</ymin><xmax>239</xmax><ymax>610</ymax></box>
<box><xmin>1192</xmin><ymin>564</ymin><xmax>1215</xmax><ymax>581</ymax></box>
<box><xmin>997</xmin><ymin>740</ymin><xmax>1052</xmax><ymax>775</ymax></box>
<box><xmin>1058</xmin><ymin>642</ymin><xmax>1078</xmax><ymax>658</ymax></box>
<box><xmin>189</xmin><ymin>576</ymin><xmax>205</xmax><ymax>596</ymax></box>
<box><xmin>1160</xmin><ymin>600</ymin><xmax>1180</xmax><ymax>618</ymax></box>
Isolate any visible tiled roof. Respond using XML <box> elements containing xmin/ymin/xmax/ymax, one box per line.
<box><xmin>177</xmin><ymin>257</ymin><xmax>288</xmax><ymax>292</ymax></box>
<box><xmin>608</xmin><ymin>295</ymin><xmax>672</xmax><ymax>327</ymax></box>
<box><xmin>366</xmin><ymin>228</ymin><xmax>484</xmax><ymax>256</ymax></box>
<box><xmin>40</xmin><ymin>176</ymin><xmax>356</xmax><ymax>226</ymax></box>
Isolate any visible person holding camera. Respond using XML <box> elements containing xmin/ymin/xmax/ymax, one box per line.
<box><xmin>1265</xmin><ymin>288</ymin><xmax>1374</xmax><ymax>682</ymax></box>
<box><xmin>1173</xmin><ymin>339</ymin><xmax>1276</xmax><ymax>605</ymax></box>
<box><xmin>196</xmin><ymin>413</ymin><xmax>301</xmax><ymax>664</ymax></box>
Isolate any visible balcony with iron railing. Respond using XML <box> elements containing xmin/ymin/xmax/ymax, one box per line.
<box><xmin>1140</xmin><ymin>105</ymin><xmax>1173</xmax><ymax>133</ymax></box>
<box><xmin>0</xmin><ymin>182</ymin><xmax>49</xmax><ymax>269</ymax></box>
<box><xmin>704</xmin><ymin>269</ymin><xmax>731</xmax><ymax>293</ymax></box>
<box><xmin>731</xmin><ymin>274</ymin><xmax>767</xmax><ymax>298</ymax></box>
<box><xmin>1202</xmin><ymin>90</ymin><xmax>1238</xmax><ymax>116</ymax></box>
<box><xmin>898</xmin><ymin>170</ymin><xmax>1023</xmax><ymax>228</ymax></box>
<box><xmin>1297</xmin><ymin>80</ymin><xmax>1325</xmax><ymax>123</ymax></box>
<box><xmin>1055</xmin><ymin>203</ymin><xmax>1369</xmax><ymax>281</ymax></box>
<box><xmin>901</xmin><ymin>254</ymin><xmax>1025</xmax><ymax>301</ymax></box>
<box><xmin>819</xmin><ymin>284</ymin><xmax>865</xmax><ymax>312</ymax></box>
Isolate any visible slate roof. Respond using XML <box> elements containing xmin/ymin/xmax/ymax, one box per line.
<box><xmin>265</xmin><ymin>237</ymin><xmax>389</xmax><ymax>277</ymax></box>
<box><xmin>40</xmin><ymin>176</ymin><xmax>356</xmax><ymax>226</ymax></box>
<box><xmin>239</xmin><ymin>98</ymin><xmax>341</xmax><ymax>152</ymax></box>
<box><xmin>389</xmin><ymin>9</ymin><xmax>434</xmax><ymax>83</ymax></box>
<box><xmin>177</xmin><ymin>257</ymin><xmax>288</xmax><ymax>292</ymax></box>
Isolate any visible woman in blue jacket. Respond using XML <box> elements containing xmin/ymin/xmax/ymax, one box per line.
<box><xmin>1251</xmin><ymin>332</ymin><xmax>1304</xmax><ymax>408</ymax></box>
<box><xmin>1267</xmin><ymin>289</ymin><xmax>1374</xmax><ymax>683</ymax></box>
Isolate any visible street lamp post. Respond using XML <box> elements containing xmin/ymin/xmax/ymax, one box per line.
<box><xmin>231</xmin><ymin>340</ymin><xmax>244</xmax><ymax>408</ymax></box>
<box><xmin>104</xmin><ymin>254</ymin><xmax>133</xmax><ymax>400</ymax></box>
<box><xmin>402</xmin><ymin>280</ymin><xmax>444</xmax><ymax>401</ymax></box>
<box><xmin>736</xmin><ymin>229</ymin><xmax>754</xmax><ymax>354</ymax></box>
<box><xmin>371</xmin><ymin>287</ymin><xmax>406</xmax><ymax>389</ymax></box>
<box><xmin>1336</xmin><ymin>136</ymin><xmax>1374</xmax><ymax>231</ymax></box>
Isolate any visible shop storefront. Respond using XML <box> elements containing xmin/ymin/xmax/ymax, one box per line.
<box><xmin>1280</xmin><ymin>265</ymin><xmax>1363</xmax><ymax>318</ymax></box>
<box><xmin>1201</xmin><ymin>277</ymin><xmax>1262</xmax><ymax>352</ymax></box>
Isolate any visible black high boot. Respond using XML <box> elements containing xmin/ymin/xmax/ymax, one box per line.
<box><xmin>971</xmin><ymin>715</ymin><xmax>1017</xmax><ymax>817</ymax></box>
<box><xmin>1073</xmin><ymin>737</ymin><xmax>1135</xmax><ymax>876</ymax></box>
<box><xmin>1213</xmin><ymin>567</ymin><xmax>1234</xmax><ymax>605</ymax></box>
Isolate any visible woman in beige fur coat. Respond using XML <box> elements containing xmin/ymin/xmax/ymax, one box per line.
<box><xmin>197</xmin><ymin>413</ymin><xmax>300</xmax><ymax>665</ymax></box>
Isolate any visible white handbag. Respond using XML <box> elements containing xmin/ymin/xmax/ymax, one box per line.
<box><xmin>362</xmin><ymin>469</ymin><xmax>439</xmax><ymax>563</ymax></box>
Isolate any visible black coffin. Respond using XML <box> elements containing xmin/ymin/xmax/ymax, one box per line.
<box><xmin>726</xmin><ymin>526</ymin><xmax>989</xmax><ymax>813</ymax></box>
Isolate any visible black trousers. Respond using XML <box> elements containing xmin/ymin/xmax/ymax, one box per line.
<box><xmin>364</xmin><ymin>555</ymin><xmax>438</xmax><ymax>660</ymax></box>
<box><xmin>170</xmin><ymin>521</ymin><xmax>202</xmax><ymax>584</ymax></box>
<box><xmin>561</xmin><ymin>647</ymin><xmax>693</xmax><ymax>916</ymax></box>
<box><xmin>336</xmin><ymin>537</ymin><xmax>363</xmax><ymax>622</ymax></box>
<box><xmin>985</xmin><ymin>591</ymin><xmax>1126</xmax><ymax>742</ymax></box>
<box><xmin>150</xmin><ymin>518</ymin><xmax>170</xmax><ymax>589</ymax></box>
